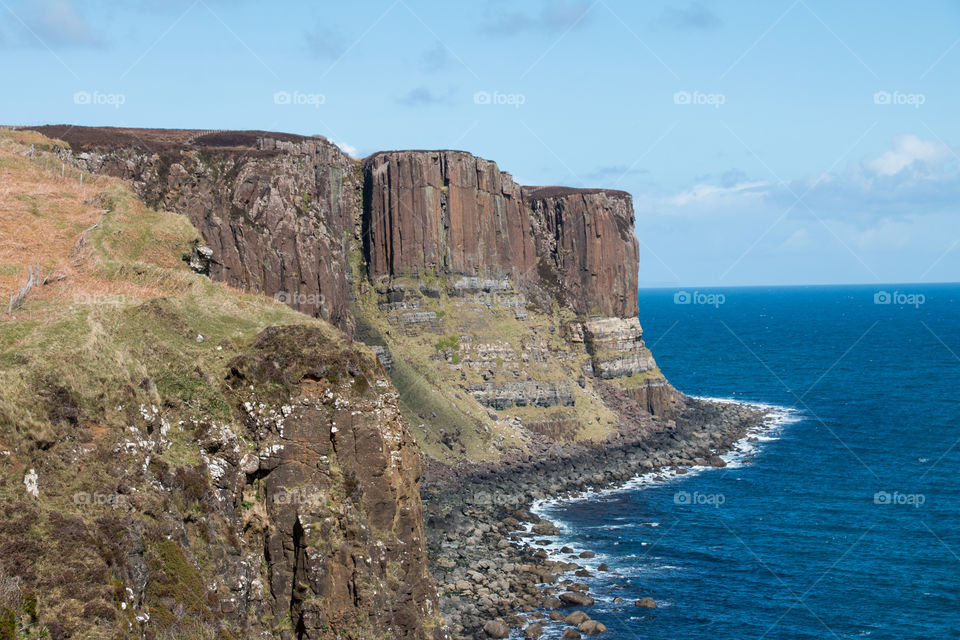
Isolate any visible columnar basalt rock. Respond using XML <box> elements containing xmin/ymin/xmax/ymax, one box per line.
<box><xmin>524</xmin><ymin>186</ymin><xmax>640</xmax><ymax>319</ymax></box>
<box><xmin>362</xmin><ymin>151</ymin><xmax>537</xmax><ymax>283</ymax></box>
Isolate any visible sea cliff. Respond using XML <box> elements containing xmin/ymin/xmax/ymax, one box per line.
<box><xmin>0</xmin><ymin>126</ymin><xmax>763</xmax><ymax>639</ymax></box>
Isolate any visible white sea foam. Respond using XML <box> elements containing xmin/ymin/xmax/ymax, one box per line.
<box><xmin>525</xmin><ymin>398</ymin><xmax>801</xmax><ymax>599</ymax></box>
<box><xmin>531</xmin><ymin>398</ymin><xmax>799</xmax><ymax>516</ymax></box>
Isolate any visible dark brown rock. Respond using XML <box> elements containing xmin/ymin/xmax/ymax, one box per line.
<box><xmin>525</xmin><ymin>186</ymin><xmax>638</xmax><ymax>318</ymax></box>
<box><xmin>363</xmin><ymin>150</ymin><xmax>536</xmax><ymax>283</ymax></box>
<box><xmin>483</xmin><ymin>619</ymin><xmax>511</xmax><ymax>638</ymax></box>
<box><xmin>42</xmin><ymin>126</ymin><xmax>361</xmax><ymax>333</ymax></box>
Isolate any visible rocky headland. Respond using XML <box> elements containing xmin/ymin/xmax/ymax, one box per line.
<box><xmin>0</xmin><ymin>126</ymin><xmax>766</xmax><ymax>639</ymax></box>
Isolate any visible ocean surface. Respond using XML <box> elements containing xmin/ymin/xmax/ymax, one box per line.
<box><xmin>532</xmin><ymin>284</ymin><xmax>960</xmax><ymax>640</ymax></box>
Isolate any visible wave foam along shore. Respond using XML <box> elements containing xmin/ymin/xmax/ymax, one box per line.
<box><xmin>531</xmin><ymin>398</ymin><xmax>800</xmax><ymax>513</ymax></box>
<box><xmin>515</xmin><ymin>399</ymin><xmax>802</xmax><ymax>628</ymax></box>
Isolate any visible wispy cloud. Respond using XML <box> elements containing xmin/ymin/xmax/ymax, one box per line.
<box><xmin>419</xmin><ymin>41</ymin><xmax>449</xmax><ymax>72</ymax></box>
<box><xmin>662</xmin><ymin>179</ymin><xmax>769</xmax><ymax>208</ymax></box>
<box><xmin>661</xmin><ymin>2</ymin><xmax>721</xmax><ymax>30</ymax></box>
<box><xmin>9</xmin><ymin>0</ymin><xmax>103</xmax><ymax>48</ymax></box>
<box><xmin>396</xmin><ymin>86</ymin><xmax>453</xmax><ymax>107</ymax></box>
<box><xmin>584</xmin><ymin>165</ymin><xmax>649</xmax><ymax>182</ymax></box>
<box><xmin>303</xmin><ymin>22</ymin><xmax>346</xmax><ymax>60</ymax></box>
<box><xmin>481</xmin><ymin>0</ymin><xmax>593</xmax><ymax>35</ymax></box>
<box><xmin>333</xmin><ymin>140</ymin><xmax>358</xmax><ymax>157</ymax></box>
<box><xmin>641</xmin><ymin>134</ymin><xmax>960</xmax><ymax>223</ymax></box>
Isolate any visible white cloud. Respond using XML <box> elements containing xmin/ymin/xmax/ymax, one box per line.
<box><xmin>646</xmin><ymin>134</ymin><xmax>960</xmax><ymax>224</ymax></box>
<box><xmin>863</xmin><ymin>133</ymin><xmax>952</xmax><ymax>177</ymax></box>
<box><xmin>333</xmin><ymin>140</ymin><xmax>358</xmax><ymax>157</ymax></box>
<box><xmin>662</xmin><ymin>179</ymin><xmax>769</xmax><ymax>208</ymax></box>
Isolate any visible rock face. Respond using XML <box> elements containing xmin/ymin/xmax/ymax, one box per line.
<box><xmin>525</xmin><ymin>186</ymin><xmax>639</xmax><ymax>318</ymax></box>
<box><xmin>362</xmin><ymin>151</ymin><xmax>536</xmax><ymax>284</ymax></box>
<box><xmin>582</xmin><ymin>317</ymin><xmax>656</xmax><ymax>379</ymax></box>
<box><xmin>43</xmin><ymin>127</ymin><xmax>640</xmax><ymax>330</ymax></box>
<box><xmin>40</xmin><ymin>126</ymin><xmax>682</xmax><ymax>437</ymax></box>
<box><xmin>42</xmin><ymin>127</ymin><xmax>361</xmax><ymax>332</ymax></box>
<box><xmin>223</xmin><ymin>325</ymin><xmax>441</xmax><ymax>638</ymax></box>
<box><xmin>467</xmin><ymin>381</ymin><xmax>575</xmax><ymax>410</ymax></box>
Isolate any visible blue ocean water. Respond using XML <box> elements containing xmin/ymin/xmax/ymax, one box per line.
<box><xmin>534</xmin><ymin>284</ymin><xmax>960</xmax><ymax>640</ymax></box>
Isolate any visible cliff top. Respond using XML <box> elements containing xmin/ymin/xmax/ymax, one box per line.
<box><xmin>17</xmin><ymin>127</ymin><xmax>633</xmax><ymax>199</ymax></box>
<box><xmin>21</xmin><ymin>124</ymin><xmax>317</xmax><ymax>153</ymax></box>
<box><xmin>522</xmin><ymin>185</ymin><xmax>632</xmax><ymax>200</ymax></box>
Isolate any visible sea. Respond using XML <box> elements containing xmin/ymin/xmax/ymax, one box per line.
<box><xmin>530</xmin><ymin>284</ymin><xmax>960</xmax><ymax>639</ymax></box>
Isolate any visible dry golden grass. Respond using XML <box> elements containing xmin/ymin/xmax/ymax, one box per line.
<box><xmin>0</xmin><ymin>130</ymin><xmax>188</xmax><ymax>316</ymax></box>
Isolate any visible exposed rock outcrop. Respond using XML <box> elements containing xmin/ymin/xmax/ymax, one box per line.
<box><xmin>41</xmin><ymin>126</ymin><xmax>360</xmax><ymax>332</ymax></box>
<box><xmin>362</xmin><ymin>151</ymin><xmax>536</xmax><ymax>284</ymax></box>
<box><xmin>224</xmin><ymin>325</ymin><xmax>441</xmax><ymax>639</ymax></box>
<box><xmin>582</xmin><ymin>317</ymin><xmax>656</xmax><ymax>379</ymax></box>
<box><xmin>525</xmin><ymin>186</ymin><xmax>639</xmax><ymax>318</ymax></box>
<box><xmin>467</xmin><ymin>381</ymin><xmax>575</xmax><ymax>410</ymax></box>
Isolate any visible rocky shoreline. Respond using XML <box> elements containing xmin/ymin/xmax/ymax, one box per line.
<box><xmin>421</xmin><ymin>395</ymin><xmax>769</xmax><ymax>639</ymax></box>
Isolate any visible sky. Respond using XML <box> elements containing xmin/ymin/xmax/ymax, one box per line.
<box><xmin>1</xmin><ymin>0</ymin><xmax>958</xmax><ymax>287</ymax></box>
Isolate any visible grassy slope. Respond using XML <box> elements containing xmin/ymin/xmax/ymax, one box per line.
<box><xmin>0</xmin><ymin>130</ymin><xmax>338</xmax><ymax>638</ymax></box>
<box><xmin>351</xmin><ymin>270</ymin><xmax>620</xmax><ymax>464</ymax></box>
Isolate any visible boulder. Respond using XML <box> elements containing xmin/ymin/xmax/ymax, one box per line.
<box><xmin>578</xmin><ymin>620</ymin><xmax>608</xmax><ymax>634</ymax></box>
<box><xmin>483</xmin><ymin>620</ymin><xmax>511</xmax><ymax>639</ymax></box>
<box><xmin>559</xmin><ymin>592</ymin><xmax>595</xmax><ymax>607</ymax></box>
<box><xmin>531</xmin><ymin>520</ymin><xmax>562</xmax><ymax>535</ymax></box>
<box><xmin>563</xmin><ymin>611</ymin><xmax>590</xmax><ymax>625</ymax></box>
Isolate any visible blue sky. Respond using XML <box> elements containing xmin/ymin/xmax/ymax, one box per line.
<box><xmin>1</xmin><ymin>0</ymin><xmax>958</xmax><ymax>287</ymax></box>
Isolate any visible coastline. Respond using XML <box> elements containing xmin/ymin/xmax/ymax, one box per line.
<box><xmin>422</xmin><ymin>395</ymin><xmax>783</xmax><ymax>638</ymax></box>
